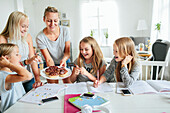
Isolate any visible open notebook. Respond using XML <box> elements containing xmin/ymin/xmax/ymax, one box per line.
<box><xmin>65</xmin><ymin>82</ymin><xmax>113</xmax><ymax>94</ymax></box>
<box><xmin>117</xmin><ymin>80</ymin><xmax>170</xmax><ymax>95</ymax></box>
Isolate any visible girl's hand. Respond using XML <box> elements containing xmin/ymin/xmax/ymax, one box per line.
<box><xmin>0</xmin><ymin>56</ymin><xmax>10</xmax><ymax>67</ymax></box>
<box><xmin>79</xmin><ymin>67</ymin><xmax>89</xmax><ymax>76</ymax></box>
<box><xmin>93</xmin><ymin>80</ymin><xmax>100</xmax><ymax>88</ymax></box>
<box><xmin>122</xmin><ymin>55</ymin><xmax>133</xmax><ymax>65</ymax></box>
<box><xmin>73</xmin><ymin>65</ymin><xmax>80</xmax><ymax>75</ymax></box>
<box><xmin>27</xmin><ymin>53</ymin><xmax>42</xmax><ymax>64</ymax></box>
<box><xmin>32</xmin><ymin>81</ymin><xmax>43</xmax><ymax>89</ymax></box>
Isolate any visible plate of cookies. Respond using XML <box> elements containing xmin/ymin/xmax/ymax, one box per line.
<box><xmin>40</xmin><ymin>66</ymin><xmax>72</xmax><ymax>80</ymax></box>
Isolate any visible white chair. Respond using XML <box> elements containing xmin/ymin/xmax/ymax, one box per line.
<box><xmin>139</xmin><ymin>60</ymin><xmax>168</xmax><ymax>80</ymax></box>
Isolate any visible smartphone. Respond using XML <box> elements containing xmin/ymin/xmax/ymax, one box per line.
<box><xmin>121</xmin><ymin>89</ymin><xmax>132</xmax><ymax>96</ymax></box>
<box><xmin>80</xmin><ymin>93</ymin><xmax>96</xmax><ymax>99</ymax></box>
<box><xmin>42</xmin><ymin>96</ymin><xmax>58</xmax><ymax>103</ymax></box>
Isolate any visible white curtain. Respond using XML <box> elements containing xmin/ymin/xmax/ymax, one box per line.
<box><xmin>151</xmin><ymin>0</ymin><xmax>170</xmax><ymax>80</ymax></box>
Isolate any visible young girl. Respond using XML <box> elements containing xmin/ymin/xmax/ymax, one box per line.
<box><xmin>0</xmin><ymin>43</ymin><xmax>32</xmax><ymax>112</ymax></box>
<box><xmin>0</xmin><ymin>11</ymin><xmax>42</xmax><ymax>92</ymax></box>
<box><xmin>69</xmin><ymin>36</ymin><xmax>106</xmax><ymax>83</ymax></box>
<box><xmin>94</xmin><ymin>37</ymin><xmax>140</xmax><ymax>88</ymax></box>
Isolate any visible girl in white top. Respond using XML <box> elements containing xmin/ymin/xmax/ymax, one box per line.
<box><xmin>0</xmin><ymin>43</ymin><xmax>32</xmax><ymax>112</ymax></box>
<box><xmin>0</xmin><ymin>11</ymin><xmax>42</xmax><ymax>92</ymax></box>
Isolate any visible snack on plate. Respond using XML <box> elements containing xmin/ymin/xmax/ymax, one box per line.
<box><xmin>45</xmin><ymin>66</ymin><xmax>68</xmax><ymax>78</ymax></box>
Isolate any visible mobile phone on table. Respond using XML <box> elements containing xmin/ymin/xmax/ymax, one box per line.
<box><xmin>80</xmin><ymin>93</ymin><xmax>96</xmax><ymax>99</ymax></box>
<box><xmin>121</xmin><ymin>89</ymin><xmax>132</xmax><ymax>96</ymax></box>
<box><xmin>42</xmin><ymin>96</ymin><xmax>58</xmax><ymax>103</ymax></box>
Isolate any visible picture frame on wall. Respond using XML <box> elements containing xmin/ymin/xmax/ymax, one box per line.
<box><xmin>61</xmin><ymin>20</ymin><xmax>70</xmax><ymax>27</ymax></box>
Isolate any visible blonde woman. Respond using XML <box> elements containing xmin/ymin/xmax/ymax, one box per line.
<box><xmin>0</xmin><ymin>11</ymin><xmax>42</xmax><ymax>92</ymax></box>
<box><xmin>69</xmin><ymin>36</ymin><xmax>106</xmax><ymax>83</ymax></box>
<box><xmin>94</xmin><ymin>37</ymin><xmax>140</xmax><ymax>88</ymax></box>
<box><xmin>36</xmin><ymin>6</ymin><xmax>71</xmax><ymax>83</ymax></box>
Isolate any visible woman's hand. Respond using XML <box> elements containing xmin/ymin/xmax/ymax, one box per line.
<box><xmin>60</xmin><ymin>59</ymin><xmax>66</xmax><ymax>67</ymax></box>
<box><xmin>122</xmin><ymin>55</ymin><xmax>133</xmax><ymax>65</ymax></box>
<box><xmin>0</xmin><ymin>56</ymin><xmax>10</xmax><ymax>67</ymax></box>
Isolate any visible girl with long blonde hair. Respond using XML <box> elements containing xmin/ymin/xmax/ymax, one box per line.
<box><xmin>94</xmin><ymin>37</ymin><xmax>140</xmax><ymax>88</ymax></box>
<box><xmin>70</xmin><ymin>36</ymin><xmax>106</xmax><ymax>83</ymax></box>
<box><xmin>0</xmin><ymin>11</ymin><xmax>42</xmax><ymax>92</ymax></box>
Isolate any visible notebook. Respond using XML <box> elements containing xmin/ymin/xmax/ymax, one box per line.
<box><xmin>68</xmin><ymin>93</ymin><xmax>109</xmax><ymax>110</ymax></box>
<box><xmin>19</xmin><ymin>84</ymin><xmax>66</xmax><ymax>105</ymax></box>
<box><xmin>117</xmin><ymin>80</ymin><xmax>170</xmax><ymax>95</ymax></box>
<box><xmin>65</xmin><ymin>81</ymin><xmax>113</xmax><ymax>94</ymax></box>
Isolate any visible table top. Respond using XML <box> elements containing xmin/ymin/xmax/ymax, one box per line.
<box><xmin>4</xmin><ymin>83</ymin><xmax>170</xmax><ymax>113</ymax></box>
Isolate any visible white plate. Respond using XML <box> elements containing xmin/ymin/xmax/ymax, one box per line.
<box><xmin>40</xmin><ymin>66</ymin><xmax>72</xmax><ymax>80</ymax></box>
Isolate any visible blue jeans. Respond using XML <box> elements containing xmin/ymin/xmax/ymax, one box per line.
<box><xmin>22</xmin><ymin>78</ymin><xmax>35</xmax><ymax>93</ymax></box>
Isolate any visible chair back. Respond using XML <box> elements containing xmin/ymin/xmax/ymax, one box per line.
<box><xmin>151</xmin><ymin>39</ymin><xmax>170</xmax><ymax>79</ymax></box>
<box><xmin>139</xmin><ymin>61</ymin><xmax>168</xmax><ymax>80</ymax></box>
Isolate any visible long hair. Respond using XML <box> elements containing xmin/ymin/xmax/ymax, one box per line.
<box><xmin>77</xmin><ymin>36</ymin><xmax>103</xmax><ymax>75</ymax></box>
<box><xmin>0</xmin><ymin>11</ymin><xmax>28</xmax><ymax>42</ymax></box>
<box><xmin>115</xmin><ymin>37</ymin><xmax>138</xmax><ymax>82</ymax></box>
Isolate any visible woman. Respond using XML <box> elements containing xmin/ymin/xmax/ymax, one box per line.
<box><xmin>0</xmin><ymin>11</ymin><xmax>42</xmax><ymax>92</ymax></box>
<box><xmin>36</xmin><ymin>6</ymin><xmax>71</xmax><ymax>83</ymax></box>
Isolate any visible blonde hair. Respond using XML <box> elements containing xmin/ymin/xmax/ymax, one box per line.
<box><xmin>114</xmin><ymin>37</ymin><xmax>138</xmax><ymax>82</ymax></box>
<box><xmin>44</xmin><ymin>6</ymin><xmax>59</xmax><ymax>18</ymax></box>
<box><xmin>0</xmin><ymin>11</ymin><xmax>28</xmax><ymax>42</ymax></box>
<box><xmin>0</xmin><ymin>43</ymin><xmax>17</xmax><ymax>57</ymax></box>
<box><xmin>77</xmin><ymin>36</ymin><xmax>103</xmax><ymax>75</ymax></box>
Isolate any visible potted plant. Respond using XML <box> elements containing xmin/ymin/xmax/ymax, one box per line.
<box><xmin>155</xmin><ymin>22</ymin><xmax>161</xmax><ymax>39</ymax></box>
<box><xmin>104</xmin><ymin>31</ymin><xmax>108</xmax><ymax>45</ymax></box>
<box><xmin>90</xmin><ymin>30</ymin><xmax>94</xmax><ymax>37</ymax></box>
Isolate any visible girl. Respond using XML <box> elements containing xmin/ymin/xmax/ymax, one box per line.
<box><xmin>69</xmin><ymin>36</ymin><xmax>106</xmax><ymax>83</ymax></box>
<box><xmin>0</xmin><ymin>43</ymin><xmax>32</xmax><ymax>112</ymax></box>
<box><xmin>0</xmin><ymin>11</ymin><xmax>42</xmax><ymax>92</ymax></box>
<box><xmin>36</xmin><ymin>6</ymin><xmax>71</xmax><ymax>83</ymax></box>
<box><xmin>94</xmin><ymin>37</ymin><xmax>140</xmax><ymax>88</ymax></box>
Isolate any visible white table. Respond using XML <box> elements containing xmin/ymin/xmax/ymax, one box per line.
<box><xmin>4</xmin><ymin>83</ymin><xmax>170</xmax><ymax>113</ymax></box>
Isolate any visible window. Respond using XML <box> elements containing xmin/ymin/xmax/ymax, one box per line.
<box><xmin>81</xmin><ymin>1</ymin><xmax>119</xmax><ymax>46</ymax></box>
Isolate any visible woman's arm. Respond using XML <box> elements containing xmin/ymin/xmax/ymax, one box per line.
<box><xmin>40</xmin><ymin>48</ymin><xmax>55</xmax><ymax>67</ymax></box>
<box><xmin>26</xmin><ymin>34</ymin><xmax>41</xmax><ymax>82</ymax></box>
<box><xmin>60</xmin><ymin>41</ymin><xmax>70</xmax><ymax>67</ymax></box>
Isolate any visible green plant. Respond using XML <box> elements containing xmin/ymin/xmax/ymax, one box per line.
<box><xmin>104</xmin><ymin>31</ymin><xmax>108</xmax><ymax>39</ymax></box>
<box><xmin>155</xmin><ymin>22</ymin><xmax>161</xmax><ymax>32</ymax></box>
<box><xmin>90</xmin><ymin>30</ymin><xmax>94</xmax><ymax>37</ymax></box>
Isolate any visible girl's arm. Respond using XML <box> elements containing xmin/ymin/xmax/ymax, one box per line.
<box><xmin>120</xmin><ymin>61</ymin><xmax>140</xmax><ymax>87</ymax></box>
<box><xmin>60</xmin><ymin>41</ymin><xmax>70</xmax><ymax>67</ymax></box>
<box><xmin>0</xmin><ymin>35</ymin><xmax>8</xmax><ymax>43</ymax></box>
<box><xmin>6</xmin><ymin>63</ymin><xmax>32</xmax><ymax>83</ymax></box>
<box><xmin>26</xmin><ymin>34</ymin><xmax>41</xmax><ymax>83</ymax></box>
<box><xmin>70</xmin><ymin>65</ymin><xmax>80</xmax><ymax>83</ymax></box>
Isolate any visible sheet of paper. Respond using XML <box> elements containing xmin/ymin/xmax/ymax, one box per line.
<box><xmin>87</xmin><ymin>82</ymin><xmax>113</xmax><ymax>93</ymax></box>
<box><xmin>128</xmin><ymin>81</ymin><xmax>157</xmax><ymax>95</ymax></box>
<box><xmin>65</xmin><ymin>82</ymin><xmax>88</xmax><ymax>94</ymax></box>
<box><xmin>19</xmin><ymin>84</ymin><xmax>65</xmax><ymax>104</ymax></box>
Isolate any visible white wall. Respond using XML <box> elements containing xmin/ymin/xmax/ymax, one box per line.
<box><xmin>0</xmin><ymin>0</ymin><xmax>153</xmax><ymax>61</ymax></box>
<box><xmin>0</xmin><ymin>0</ymin><xmax>17</xmax><ymax>32</ymax></box>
